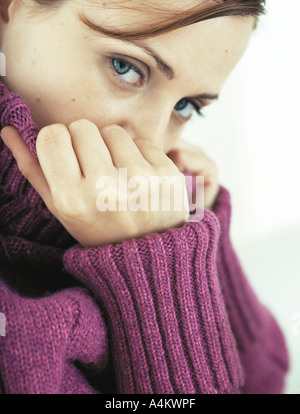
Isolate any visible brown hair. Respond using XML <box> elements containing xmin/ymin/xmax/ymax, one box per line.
<box><xmin>34</xmin><ymin>0</ymin><xmax>266</xmax><ymax>40</ymax></box>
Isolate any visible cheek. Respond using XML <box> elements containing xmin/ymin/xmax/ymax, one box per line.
<box><xmin>27</xmin><ymin>87</ymin><xmax>124</xmax><ymax>130</ymax></box>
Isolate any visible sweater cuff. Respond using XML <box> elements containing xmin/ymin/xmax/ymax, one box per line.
<box><xmin>211</xmin><ymin>185</ymin><xmax>276</xmax><ymax>345</ymax></box>
<box><xmin>210</xmin><ymin>185</ymin><xmax>289</xmax><ymax>378</ymax></box>
<box><xmin>63</xmin><ymin>213</ymin><xmax>243</xmax><ymax>394</ymax></box>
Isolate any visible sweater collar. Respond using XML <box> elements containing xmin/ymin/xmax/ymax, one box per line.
<box><xmin>0</xmin><ymin>80</ymin><xmax>40</xmax><ymax>157</ymax></box>
<box><xmin>0</xmin><ymin>80</ymin><xmax>74</xmax><ymax>248</ymax></box>
<box><xmin>0</xmin><ymin>80</ymin><xmax>44</xmax><ymax>210</ymax></box>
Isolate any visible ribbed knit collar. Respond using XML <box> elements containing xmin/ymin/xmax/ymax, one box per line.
<box><xmin>0</xmin><ymin>81</ymin><xmax>40</xmax><ymax>154</ymax></box>
<box><xmin>0</xmin><ymin>81</ymin><xmax>44</xmax><ymax>207</ymax></box>
<box><xmin>0</xmin><ymin>80</ymin><xmax>74</xmax><ymax>248</ymax></box>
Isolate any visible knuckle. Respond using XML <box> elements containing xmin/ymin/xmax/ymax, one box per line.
<box><xmin>133</xmin><ymin>138</ymin><xmax>148</xmax><ymax>146</ymax></box>
<box><xmin>101</xmin><ymin>124</ymin><xmax>126</xmax><ymax>138</ymax></box>
<box><xmin>54</xmin><ymin>193</ymin><xmax>87</xmax><ymax>219</ymax></box>
<box><xmin>134</xmin><ymin>138</ymin><xmax>157</xmax><ymax>152</ymax></box>
<box><xmin>128</xmin><ymin>163</ymin><xmax>147</xmax><ymax>177</ymax></box>
<box><xmin>37</xmin><ymin>123</ymin><xmax>68</xmax><ymax>144</ymax></box>
<box><xmin>68</xmin><ymin>119</ymin><xmax>95</xmax><ymax>132</ymax></box>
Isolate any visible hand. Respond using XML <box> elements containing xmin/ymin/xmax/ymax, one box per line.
<box><xmin>1</xmin><ymin>121</ymin><xmax>189</xmax><ymax>247</ymax></box>
<box><xmin>167</xmin><ymin>138</ymin><xmax>219</xmax><ymax>210</ymax></box>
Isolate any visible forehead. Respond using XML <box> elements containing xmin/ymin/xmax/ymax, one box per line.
<box><xmin>75</xmin><ymin>1</ymin><xmax>254</xmax><ymax>93</ymax></box>
<box><xmin>147</xmin><ymin>16</ymin><xmax>253</xmax><ymax>72</ymax></box>
<box><xmin>73</xmin><ymin>0</ymin><xmax>254</xmax><ymax>33</ymax></box>
<box><xmin>145</xmin><ymin>17</ymin><xmax>253</xmax><ymax>91</ymax></box>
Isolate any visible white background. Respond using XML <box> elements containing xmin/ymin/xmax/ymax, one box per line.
<box><xmin>183</xmin><ymin>0</ymin><xmax>300</xmax><ymax>394</ymax></box>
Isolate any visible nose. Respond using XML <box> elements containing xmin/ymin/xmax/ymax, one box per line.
<box><xmin>119</xmin><ymin>104</ymin><xmax>172</xmax><ymax>153</ymax></box>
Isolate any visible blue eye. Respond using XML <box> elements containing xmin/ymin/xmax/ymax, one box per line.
<box><xmin>112</xmin><ymin>58</ymin><xmax>145</xmax><ymax>86</ymax></box>
<box><xmin>175</xmin><ymin>98</ymin><xmax>202</xmax><ymax>120</ymax></box>
<box><xmin>175</xmin><ymin>99</ymin><xmax>189</xmax><ymax>111</ymax></box>
<box><xmin>113</xmin><ymin>59</ymin><xmax>131</xmax><ymax>75</ymax></box>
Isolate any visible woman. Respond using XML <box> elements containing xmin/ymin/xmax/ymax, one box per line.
<box><xmin>0</xmin><ymin>0</ymin><xmax>289</xmax><ymax>394</ymax></box>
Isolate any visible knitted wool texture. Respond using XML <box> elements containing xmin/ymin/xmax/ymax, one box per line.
<box><xmin>0</xmin><ymin>81</ymin><xmax>289</xmax><ymax>394</ymax></box>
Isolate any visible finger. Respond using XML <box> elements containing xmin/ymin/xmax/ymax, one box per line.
<box><xmin>36</xmin><ymin>124</ymin><xmax>82</xmax><ymax>191</ymax></box>
<box><xmin>169</xmin><ymin>147</ymin><xmax>206</xmax><ymax>175</ymax></box>
<box><xmin>133</xmin><ymin>138</ymin><xmax>174</xmax><ymax>167</ymax></box>
<box><xmin>100</xmin><ymin>125</ymin><xmax>172</xmax><ymax>168</ymax></box>
<box><xmin>166</xmin><ymin>149</ymin><xmax>185</xmax><ymax>171</ymax></box>
<box><xmin>68</xmin><ymin>119</ymin><xmax>113</xmax><ymax>177</ymax></box>
<box><xmin>1</xmin><ymin>126</ymin><xmax>55</xmax><ymax>211</ymax></box>
<box><xmin>100</xmin><ymin>125</ymin><xmax>145</xmax><ymax>168</ymax></box>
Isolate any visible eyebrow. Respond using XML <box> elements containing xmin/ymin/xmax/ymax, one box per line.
<box><xmin>127</xmin><ymin>42</ymin><xmax>219</xmax><ymax>101</ymax></box>
<box><xmin>80</xmin><ymin>15</ymin><xmax>219</xmax><ymax>101</ymax></box>
<box><xmin>80</xmin><ymin>14</ymin><xmax>175</xmax><ymax>79</ymax></box>
<box><xmin>124</xmin><ymin>40</ymin><xmax>175</xmax><ymax>80</ymax></box>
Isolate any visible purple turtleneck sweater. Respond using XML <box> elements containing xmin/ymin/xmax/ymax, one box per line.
<box><xmin>0</xmin><ymin>81</ymin><xmax>289</xmax><ymax>394</ymax></box>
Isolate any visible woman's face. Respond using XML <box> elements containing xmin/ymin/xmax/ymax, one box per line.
<box><xmin>0</xmin><ymin>1</ymin><xmax>254</xmax><ymax>153</ymax></box>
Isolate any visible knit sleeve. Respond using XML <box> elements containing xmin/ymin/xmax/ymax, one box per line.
<box><xmin>63</xmin><ymin>210</ymin><xmax>244</xmax><ymax>394</ymax></box>
<box><xmin>211</xmin><ymin>186</ymin><xmax>290</xmax><ymax>394</ymax></box>
<box><xmin>0</xmin><ymin>279</ymin><xmax>109</xmax><ymax>394</ymax></box>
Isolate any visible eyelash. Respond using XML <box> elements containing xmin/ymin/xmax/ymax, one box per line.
<box><xmin>190</xmin><ymin>102</ymin><xmax>204</xmax><ymax>118</ymax></box>
<box><xmin>107</xmin><ymin>56</ymin><xmax>148</xmax><ymax>87</ymax></box>
<box><xmin>107</xmin><ymin>56</ymin><xmax>205</xmax><ymax>121</ymax></box>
